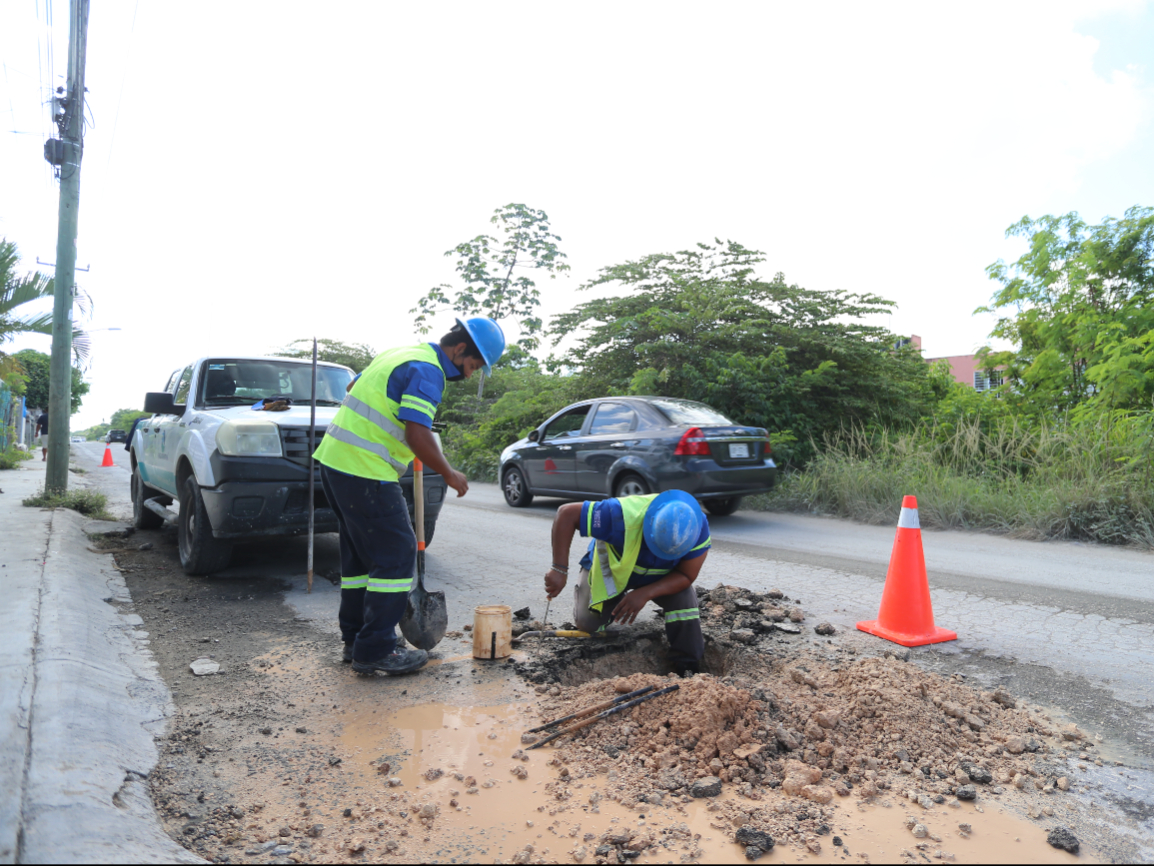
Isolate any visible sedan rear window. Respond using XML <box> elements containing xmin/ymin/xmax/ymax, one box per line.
<box><xmin>650</xmin><ymin>399</ymin><xmax>733</xmax><ymax>426</ymax></box>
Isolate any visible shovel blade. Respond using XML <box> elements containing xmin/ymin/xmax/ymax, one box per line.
<box><xmin>399</xmin><ymin>585</ymin><xmax>448</xmax><ymax>650</ymax></box>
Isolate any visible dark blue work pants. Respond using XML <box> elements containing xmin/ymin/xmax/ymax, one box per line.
<box><xmin>320</xmin><ymin>466</ymin><xmax>415</xmax><ymax>664</ymax></box>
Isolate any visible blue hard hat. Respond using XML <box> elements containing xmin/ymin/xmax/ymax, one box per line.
<box><xmin>456</xmin><ymin>317</ymin><xmax>506</xmax><ymax>376</ymax></box>
<box><xmin>642</xmin><ymin>490</ymin><xmax>704</xmax><ymax>560</ymax></box>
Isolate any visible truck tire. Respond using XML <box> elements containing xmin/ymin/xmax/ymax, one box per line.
<box><xmin>423</xmin><ymin>517</ymin><xmax>436</xmax><ymax>549</ymax></box>
<box><xmin>178</xmin><ymin>475</ymin><xmax>233</xmax><ymax>575</ymax></box>
<box><xmin>131</xmin><ymin>465</ymin><xmax>165</xmax><ymax>530</ymax></box>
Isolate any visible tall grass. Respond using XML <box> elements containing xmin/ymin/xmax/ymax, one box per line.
<box><xmin>752</xmin><ymin>413</ymin><xmax>1154</xmax><ymax>547</ymax></box>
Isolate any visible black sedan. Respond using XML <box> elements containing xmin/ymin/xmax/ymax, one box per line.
<box><xmin>498</xmin><ymin>396</ymin><xmax>777</xmax><ymax>515</ymax></box>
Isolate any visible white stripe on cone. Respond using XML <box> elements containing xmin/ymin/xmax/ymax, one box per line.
<box><xmin>897</xmin><ymin>507</ymin><xmax>920</xmax><ymax>529</ymax></box>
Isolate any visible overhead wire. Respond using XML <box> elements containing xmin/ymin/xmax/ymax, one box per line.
<box><xmin>105</xmin><ymin>0</ymin><xmax>139</xmax><ymax>168</ymax></box>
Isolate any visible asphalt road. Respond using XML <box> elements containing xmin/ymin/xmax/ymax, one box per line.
<box><xmin>70</xmin><ymin>443</ymin><xmax>1154</xmax><ymax>852</ymax></box>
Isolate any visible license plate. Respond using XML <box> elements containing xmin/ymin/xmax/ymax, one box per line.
<box><xmin>728</xmin><ymin>443</ymin><xmax>750</xmax><ymax>459</ymax></box>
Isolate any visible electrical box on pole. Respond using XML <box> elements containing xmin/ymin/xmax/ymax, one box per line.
<box><xmin>45</xmin><ymin>0</ymin><xmax>91</xmax><ymax>493</ymax></box>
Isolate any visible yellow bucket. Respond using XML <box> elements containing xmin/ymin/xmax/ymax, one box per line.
<box><xmin>473</xmin><ymin>604</ymin><xmax>513</xmax><ymax>660</ymax></box>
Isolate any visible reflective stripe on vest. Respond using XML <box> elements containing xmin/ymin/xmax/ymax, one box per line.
<box><xmin>342</xmin><ymin>393</ymin><xmax>408</xmax><ymax>442</ymax></box>
<box><xmin>322</xmin><ymin>423</ymin><xmax>409</xmax><ymax>475</ymax></box>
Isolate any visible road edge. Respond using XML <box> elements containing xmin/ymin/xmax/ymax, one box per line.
<box><xmin>16</xmin><ymin>506</ymin><xmax>202</xmax><ymax>864</ymax></box>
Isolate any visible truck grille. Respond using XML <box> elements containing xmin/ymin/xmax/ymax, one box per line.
<box><xmin>280</xmin><ymin>427</ymin><xmax>325</xmax><ymax>467</ymax></box>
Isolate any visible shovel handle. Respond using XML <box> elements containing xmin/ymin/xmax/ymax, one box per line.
<box><xmin>414</xmin><ymin>459</ymin><xmax>425</xmax><ymax>550</ymax></box>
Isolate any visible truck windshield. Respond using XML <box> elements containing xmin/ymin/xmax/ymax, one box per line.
<box><xmin>199</xmin><ymin>359</ymin><xmax>354</xmax><ymax>406</ymax></box>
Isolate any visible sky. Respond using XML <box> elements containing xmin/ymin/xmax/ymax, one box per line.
<box><xmin>2</xmin><ymin>0</ymin><xmax>1153</xmax><ymax>429</ymax></box>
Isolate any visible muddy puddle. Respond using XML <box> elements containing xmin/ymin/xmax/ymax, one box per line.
<box><xmin>327</xmin><ymin>695</ymin><xmax>1097</xmax><ymax>864</ymax></box>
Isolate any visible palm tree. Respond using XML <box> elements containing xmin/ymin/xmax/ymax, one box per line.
<box><xmin>0</xmin><ymin>238</ymin><xmax>91</xmax><ymax>369</ymax></box>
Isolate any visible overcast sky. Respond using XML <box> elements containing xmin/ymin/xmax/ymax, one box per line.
<box><xmin>3</xmin><ymin>0</ymin><xmax>1153</xmax><ymax>429</ymax></box>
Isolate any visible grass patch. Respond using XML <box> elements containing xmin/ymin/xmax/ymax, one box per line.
<box><xmin>23</xmin><ymin>486</ymin><xmax>114</xmax><ymax>520</ymax></box>
<box><xmin>749</xmin><ymin>413</ymin><xmax>1154</xmax><ymax>548</ymax></box>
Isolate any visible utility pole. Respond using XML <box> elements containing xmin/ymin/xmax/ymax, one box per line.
<box><xmin>45</xmin><ymin>0</ymin><xmax>90</xmax><ymax>493</ymax></box>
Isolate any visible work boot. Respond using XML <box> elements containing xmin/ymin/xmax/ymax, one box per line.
<box><xmin>342</xmin><ymin>644</ymin><xmax>353</xmax><ymax>663</ymax></box>
<box><xmin>352</xmin><ymin>647</ymin><xmax>428</xmax><ymax>676</ymax></box>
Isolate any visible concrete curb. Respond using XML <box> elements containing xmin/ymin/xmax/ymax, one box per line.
<box><xmin>0</xmin><ymin>461</ymin><xmax>202</xmax><ymax>864</ymax></box>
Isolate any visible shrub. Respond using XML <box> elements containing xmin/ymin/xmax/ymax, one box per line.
<box><xmin>751</xmin><ymin>413</ymin><xmax>1154</xmax><ymax>548</ymax></box>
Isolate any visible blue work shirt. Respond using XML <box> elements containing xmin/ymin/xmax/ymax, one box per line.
<box><xmin>350</xmin><ymin>342</ymin><xmax>460</xmax><ymax>429</ymax></box>
<box><xmin>577</xmin><ymin>498</ymin><xmax>711</xmax><ymax>588</ymax></box>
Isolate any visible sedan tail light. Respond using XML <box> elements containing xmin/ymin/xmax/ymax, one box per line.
<box><xmin>764</xmin><ymin>435</ymin><xmax>773</xmax><ymax>455</ymax></box>
<box><xmin>674</xmin><ymin>427</ymin><xmax>711</xmax><ymax>456</ymax></box>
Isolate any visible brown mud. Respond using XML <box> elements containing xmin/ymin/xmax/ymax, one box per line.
<box><xmin>99</xmin><ymin>531</ymin><xmax>1131</xmax><ymax>863</ymax></box>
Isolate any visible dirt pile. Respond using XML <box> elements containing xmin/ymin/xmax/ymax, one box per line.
<box><xmin>518</xmin><ymin>582</ymin><xmax>1105</xmax><ymax>859</ymax></box>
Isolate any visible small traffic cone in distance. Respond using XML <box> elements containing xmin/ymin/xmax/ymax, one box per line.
<box><xmin>857</xmin><ymin>495</ymin><xmax>957</xmax><ymax>647</ymax></box>
<box><xmin>101</xmin><ymin>445</ymin><xmax>115</xmax><ymax>467</ymax></box>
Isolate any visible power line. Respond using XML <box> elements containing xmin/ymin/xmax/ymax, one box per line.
<box><xmin>106</xmin><ymin>0</ymin><xmax>139</xmax><ymax>168</ymax></box>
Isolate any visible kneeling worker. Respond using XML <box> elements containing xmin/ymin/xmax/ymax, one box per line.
<box><xmin>544</xmin><ymin>490</ymin><xmax>710</xmax><ymax>674</ymax></box>
<box><xmin>312</xmin><ymin>317</ymin><xmax>505</xmax><ymax>675</ymax></box>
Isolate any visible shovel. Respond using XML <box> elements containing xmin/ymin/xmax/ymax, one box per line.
<box><xmin>399</xmin><ymin>458</ymin><xmax>448</xmax><ymax>649</ymax></box>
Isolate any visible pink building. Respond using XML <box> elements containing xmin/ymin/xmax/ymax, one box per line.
<box><xmin>907</xmin><ymin>335</ymin><xmax>1003</xmax><ymax>392</ymax></box>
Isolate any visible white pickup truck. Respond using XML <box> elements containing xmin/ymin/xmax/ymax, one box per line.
<box><xmin>130</xmin><ymin>355</ymin><xmax>448</xmax><ymax>575</ymax></box>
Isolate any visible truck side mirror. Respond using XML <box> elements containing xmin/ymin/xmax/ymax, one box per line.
<box><xmin>528</xmin><ymin>429</ymin><xmax>540</xmax><ymax>443</ymax></box>
<box><xmin>144</xmin><ymin>392</ymin><xmax>179</xmax><ymax>415</ymax></box>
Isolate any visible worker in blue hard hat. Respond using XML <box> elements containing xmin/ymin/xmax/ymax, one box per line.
<box><xmin>545</xmin><ymin>489</ymin><xmax>710</xmax><ymax>674</ymax></box>
<box><xmin>313</xmin><ymin>317</ymin><xmax>505</xmax><ymax>675</ymax></box>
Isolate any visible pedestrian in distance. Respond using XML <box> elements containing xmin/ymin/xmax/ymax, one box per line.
<box><xmin>545</xmin><ymin>490</ymin><xmax>711</xmax><ymax>675</ymax></box>
<box><xmin>312</xmin><ymin>318</ymin><xmax>505</xmax><ymax>676</ymax></box>
<box><xmin>36</xmin><ymin>409</ymin><xmax>48</xmax><ymax>461</ymax></box>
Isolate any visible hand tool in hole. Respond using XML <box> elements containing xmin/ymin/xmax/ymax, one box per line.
<box><xmin>512</xmin><ymin>629</ymin><xmax>595</xmax><ymax>643</ymax></box>
<box><xmin>526</xmin><ymin>684</ymin><xmax>680</xmax><ymax>750</ymax></box>
<box><xmin>399</xmin><ymin>458</ymin><xmax>448</xmax><ymax>649</ymax></box>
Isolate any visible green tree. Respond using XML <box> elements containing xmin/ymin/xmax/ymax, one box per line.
<box><xmin>552</xmin><ymin>240</ymin><xmax>936</xmax><ymax>465</ymax></box>
<box><xmin>0</xmin><ymin>238</ymin><xmax>93</xmax><ymax>365</ymax></box>
<box><xmin>278</xmin><ymin>338</ymin><xmax>377</xmax><ymax>373</ymax></box>
<box><xmin>14</xmin><ymin>349</ymin><xmax>90</xmax><ymax>414</ymax></box>
<box><xmin>410</xmin><ymin>203</ymin><xmax>569</xmax><ymax>352</ymax></box>
<box><xmin>979</xmin><ymin>207</ymin><xmax>1154</xmax><ymax>415</ymax></box>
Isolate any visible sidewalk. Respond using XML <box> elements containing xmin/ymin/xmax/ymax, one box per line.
<box><xmin>0</xmin><ymin>458</ymin><xmax>199</xmax><ymax>864</ymax></box>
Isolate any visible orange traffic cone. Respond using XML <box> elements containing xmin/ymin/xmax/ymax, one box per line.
<box><xmin>856</xmin><ymin>495</ymin><xmax>956</xmax><ymax>647</ymax></box>
<box><xmin>101</xmin><ymin>445</ymin><xmax>115</xmax><ymax>467</ymax></box>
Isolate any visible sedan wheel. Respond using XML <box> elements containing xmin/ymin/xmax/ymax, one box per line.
<box><xmin>503</xmin><ymin>466</ymin><xmax>534</xmax><ymax>507</ymax></box>
<box><xmin>704</xmin><ymin>496</ymin><xmax>743</xmax><ymax>516</ymax></box>
<box><xmin>613</xmin><ymin>474</ymin><xmax>650</xmax><ymax>498</ymax></box>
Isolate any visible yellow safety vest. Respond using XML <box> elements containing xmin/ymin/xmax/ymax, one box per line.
<box><xmin>587</xmin><ymin>494</ymin><xmax>659</xmax><ymax>613</ymax></box>
<box><xmin>313</xmin><ymin>343</ymin><xmax>443</xmax><ymax>482</ymax></box>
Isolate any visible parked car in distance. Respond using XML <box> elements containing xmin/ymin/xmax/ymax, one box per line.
<box><xmin>130</xmin><ymin>356</ymin><xmax>448</xmax><ymax>575</ymax></box>
<box><xmin>70</xmin><ymin>436</ymin><xmax>83</xmax><ymax>444</ymax></box>
<box><xmin>107</xmin><ymin>429</ymin><xmax>128</xmax><ymax>444</ymax></box>
<box><xmin>498</xmin><ymin>396</ymin><xmax>776</xmax><ymax>515</ymax></box>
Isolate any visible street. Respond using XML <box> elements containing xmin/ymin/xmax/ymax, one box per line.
<box><xmin>69</xmin><ymin>440</ymin><xmax>1154</xmax><ymax>861</ymax></box>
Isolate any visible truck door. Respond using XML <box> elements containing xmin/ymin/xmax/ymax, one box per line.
<box><xmin>152</xmin><ymin>365</ymin><xmax>192</xmax><ymax>495</ymax></box>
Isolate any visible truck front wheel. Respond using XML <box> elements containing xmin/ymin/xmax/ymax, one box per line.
<box><xmin>178</xmin><ymin>475</ymin><xmax>233</xmax><ymax>575</ymax></box>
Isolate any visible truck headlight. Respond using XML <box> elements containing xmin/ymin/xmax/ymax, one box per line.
<box><xmin>216</xmin><ymin>420</ymin><xmax>282</xmax><ymax>457</ymax></box>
